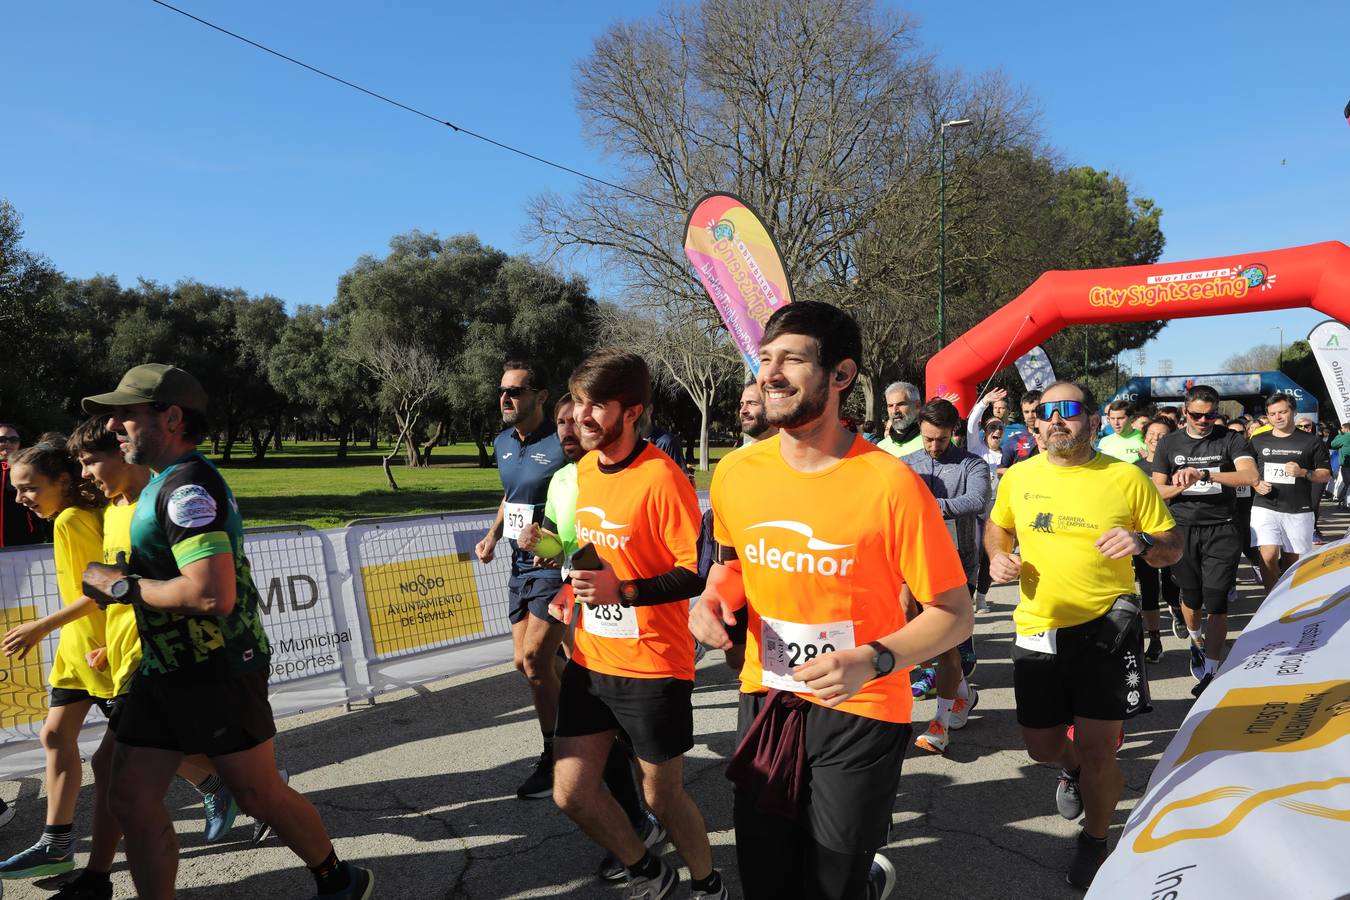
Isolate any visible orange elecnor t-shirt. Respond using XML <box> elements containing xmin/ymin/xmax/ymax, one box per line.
<box><xmin>711</xmin><ymin>434</ymin><xmax>967</xmax><ymax>723</ymax></box>
<box><xmin>570</xmin><ymin>442</ymin><xmax>702</xmax><ymax>680</ymax></box>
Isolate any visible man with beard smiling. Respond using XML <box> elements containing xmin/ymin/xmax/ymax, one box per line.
<box><xmin>692</xmin><ymin>302</ymin><xmax>972</xmax><ymax>900</ymax></box>
<box><xmin>78</xmin><ymin>364</ymin><xmax>371</xmax><ymax>900</ymax></box>
<box><xmin>547</xmin><ymin>350</ymin><xmax>723</xmax><ymax>899</ymax></box>
<box><xmin>986</xmin><ymin>381</ymin><xmax>1178</xmax><ymax>888</ymax></box>
<box><xmin>476</xmin><ymin>360</ymin><xmax>568</xmax><ymax>800</ymax></box>
<box><xmin>876</xmin><ymin>382</ymin><xmax>922</xmax><ymax>458</ymax></box>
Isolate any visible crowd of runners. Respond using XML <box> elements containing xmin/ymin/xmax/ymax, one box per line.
<box><xmin>0</xmin><ymin>299</ymin><xmax>1338</xmax><ymax>898</ymax></box>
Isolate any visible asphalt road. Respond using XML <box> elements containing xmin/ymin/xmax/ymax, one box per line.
<box><xmin>4</xmin><ymin>510</ymin><xmax>1340</xmax><ymax>900</ymax></box>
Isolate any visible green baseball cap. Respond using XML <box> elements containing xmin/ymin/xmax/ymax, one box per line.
<box><xmin>82</xmin><ymin>364</ymin><xmax>208</xmax><ymax>415</ymax></box>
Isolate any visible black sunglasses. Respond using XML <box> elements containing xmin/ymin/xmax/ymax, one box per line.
<box><xmin>499</xmin><ymin>386</ymin><xmax>534</xmax><ymax>399</ymax></box>
<box><xmin>0</xmin><ymin>436</ymin><xmax>17</xmax><ymax>444</ymax></box>
<box><xmin>1036</xmin><ymin>400</ymin><xmax>1085</xmax><ymax>420</ymax></box>
<box><xmin>1185</xmin><ymin>409</ymin><xmax>1220</xmax><ymax>422</ymax></box>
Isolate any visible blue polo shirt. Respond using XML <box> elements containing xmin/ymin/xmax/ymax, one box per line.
<box><xmin>493</xmin><ymin>422</ymin><xmax>567</xmax><ymax>579</ymax></box>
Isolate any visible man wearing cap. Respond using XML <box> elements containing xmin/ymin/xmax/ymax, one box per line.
<box><xmin>78</xmin><ymin>364</ymin><xmax>373</xmax><ymax>900</ymax></box>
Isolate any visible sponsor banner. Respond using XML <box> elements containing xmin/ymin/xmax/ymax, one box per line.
<box><xmin>1089</xmin><ymin>262</ymin><xmax>1277</xmax><ymax>310</ymax></box>
<box><xmin>1308</xmin><ymin>320</ymin><xmax>1350</xmax><ymax>425</ymax></box>
<box><xmin>1013</xmin><ymin>345</ymin><xmax>1056</xmax><ymax>391</ymax></box>
<box><xmin>348</xmin><ymin>518</ymin><xmax>500</xmax><ymax>662</ymax></box>
<box><xmin>1150</xmin><ymin>373</ymin><xmax>1263</xmax><ymax>398</ymax></box>
<box><xmin>1088</xmin><ymin>536</ymin><xmax>1350</xmax><ymax>900</ymax></box>
<box><xmin>684</xmin><ymin>192</ymin><xmax>793</xmax><ymax>372</ymax></box>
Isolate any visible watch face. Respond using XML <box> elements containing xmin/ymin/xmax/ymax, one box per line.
<box><xmin>110</xmin><ymin>579</ymin><xmax>129</xmax><ymax>599</ymax></box>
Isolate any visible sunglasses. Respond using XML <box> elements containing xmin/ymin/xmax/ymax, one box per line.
<box><xmin>1297</xmin><ymin>423</ymin><xmax>1314</xmax><ymax>430</ymax></box>
<box><xmin>1185</xmin><ymin>409</ymin><xmax>1220</xmax><ymax>421</ymax></box>
<box><xmin>1036</xmin><ymin>400</ymin><xmax>1085</xmax><ymax>420</ymax></box>
<box><xmin>0</xmin><ymin>436</ymin><xmax>17</xmax><ymax>444</ymax></box>
<box><xmin>499</xmin><ymin>386</ymin><xmax>534</xmax><ymax>399</ymax></box>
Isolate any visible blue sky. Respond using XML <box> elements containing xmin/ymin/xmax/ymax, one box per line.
<box><xmin>5</xmin><ymin>1</ymin><xmax>1348</xmax><ymax>377</ymax></box>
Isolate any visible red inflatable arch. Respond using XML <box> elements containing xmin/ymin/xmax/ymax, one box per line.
<box><xmin>925</xmin><ymin>241</ymin><xmax>1350</xmax><ymax>416</ymax></box>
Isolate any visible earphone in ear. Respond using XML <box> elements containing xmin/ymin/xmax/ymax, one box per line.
<box><xmin>835</xmin><ymin>371</ymin><xmax>848</xmax><ymax>382</ymax></box>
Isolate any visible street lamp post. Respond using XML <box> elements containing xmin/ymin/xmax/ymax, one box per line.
<box><xmin>938</xmin><ymin>118</ymin><xmax>972</xmax><ymax>349</ymax></box>
<box><xmin>1272</xmin><ymin>325</ymin><xmax>1284</xmax><ymax>370</ymax></box>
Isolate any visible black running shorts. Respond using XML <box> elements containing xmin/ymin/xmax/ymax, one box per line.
<box><xmin>112</xmin><ymin>669</ymin><xmax>277</xmax><ymax>756</ymax></box>
<box><xmin>735</xmin><ymin>691</ymin><xmax>912</xmax><ymax>854</ymax></box>
<box><xmin>1012</xmin><ymin>618</ymin><xmax>1150</xmax><ymax>728</ymax></box>
<box><xmin>1172</xmin><ymin>522</ymin><xmax>1241</xmax><ymax>614</ymax></box>
<box><xmin>555</xmin><ymin>661</ymin><xmax>693</xmax><ymax>763</ymax></box>
<box><xmin>49</xmin><ymin>686</ymin><xmax>113</xmax><ymax>717</ymax></box>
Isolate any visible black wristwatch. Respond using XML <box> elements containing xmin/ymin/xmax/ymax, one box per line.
<box><xmin>109</xmin><ymin>575</ymin><xmax>141</xmax><ymax>604</ymax></box>
<box><xmin>1197</xmin><ymin>469</ymin><xmax>1211</xmax><ymax>484</ymax></box>
<box><xmin>618</xmin><ymin>580</ymin><xmax>639</xmax><ymax>606</ymax></box>
<box><xmin>867</xmin><ymin>641</ymin><xmax>895</xmax><ymax>677</ymax></box>
<box><xmin>1134</xmin><ymin>531</ymin><xmax>1155</xmax><ymax>557</ymax></box>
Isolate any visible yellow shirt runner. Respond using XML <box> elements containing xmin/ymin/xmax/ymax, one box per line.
<box><xmin>102</xmin><ymin>501</ymin><xmax>143</xmax><ymax>697</ymax></box>
<box><xmin>48</xmin><ymin>506</ymin><xmax>115</xmax><ymax>698</ymax></box>
<box><xmin>990</xmin><ymin>452</ymin><xmax>1174</xmax><ymax>635</ymax></box>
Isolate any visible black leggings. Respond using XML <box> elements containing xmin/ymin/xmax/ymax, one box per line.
<box><xmin>976</xmin><ymin>548</ymin><xmax>992</xmax><ymax>595</ymax></box>
<box><xmin>734</xmin><ymin>791</ymin><xmax>875</xmax><ymax>899</ymax></box>
<box><xmin>1133</xmin><ymin>556</ymin><xmax>1178</xmax><ymax>614</ymax></box>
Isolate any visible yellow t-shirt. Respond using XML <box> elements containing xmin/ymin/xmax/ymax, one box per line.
<box><xmin>102</xmin><ymin>501</ymin><xmax>142</xmax><ymax>696</ymax></box>
<box><xmin>48</xmin><ymin>506</ymin><xmax>115</xmax><ymax>698</ymax></box>
<box><xmin>990</xmin><ymin>452</ymin><xmax>1175</xmax><ymax>635</ymax></box>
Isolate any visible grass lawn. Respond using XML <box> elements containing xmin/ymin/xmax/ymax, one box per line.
<box><xmin>213</xmin><ymin>440</ymin><xmax>731</xmax><ymax>529</ymax></box>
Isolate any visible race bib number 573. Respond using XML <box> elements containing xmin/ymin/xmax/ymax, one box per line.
<box><xmin>759</xmin><ymin>616</ymin><xmax>855</xmax><ymax>693</ymax></box>
<box><xmin>503</xmin><ymin>502</ymin><xmax>534</xmax><ymax>541</ymax></box>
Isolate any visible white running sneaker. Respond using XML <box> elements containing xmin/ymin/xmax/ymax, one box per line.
<box><xmin>949</xmin><ymin>688</ymin><xmax>979</xmax><ymax>730</ymax></box>
<box><xmin>914</xmin><ymin>720</ymin><xmax>950</xmax><ymax>754</ymax></box>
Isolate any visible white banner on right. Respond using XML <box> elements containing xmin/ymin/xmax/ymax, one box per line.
<box><xmin>1087</xmin><ymin>538</ymin><xmax>1350</xmax><ymax>900</ymax></box>
<box><xmin>1308</xmin><ymin>319</ymin><xmax>1350</xmax><ymax>425</ymax></box>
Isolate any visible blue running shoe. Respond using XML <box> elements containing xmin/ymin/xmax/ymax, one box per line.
<box><xmin>0</xmin><ymin>840</ymin><xmax>74</xmax><ymax>879</ymax></box>
<box><xmin>1189</xmin><ymin>642</ymin><xmax>1206</xmax><ymax>683</ymax></box>
<box><xmin>958</xmin><ymin>636</ymin><xmax>978</xmax><ymax>678</ymax></box>
<box><xmin>203</xmin><ymin>785</ymin><xmax>239</xmax><ymax>843</ymax></box>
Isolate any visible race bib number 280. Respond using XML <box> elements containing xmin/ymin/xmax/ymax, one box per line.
<box><xmin>759</xmin><ymin>616</ymin><xmax>855</xmax><ymax>693</ymax></box>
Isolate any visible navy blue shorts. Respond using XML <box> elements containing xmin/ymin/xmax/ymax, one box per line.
<box><xmin>508</xmin><ymin>572</ymin><xmax>564</xmax><ymax>626</ymax></box>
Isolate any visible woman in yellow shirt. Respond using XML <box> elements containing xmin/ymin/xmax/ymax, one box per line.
<box><xmin>1</xmin><ymin>435</ymin><xmax>112</xmax><ymax>880</ymax></box>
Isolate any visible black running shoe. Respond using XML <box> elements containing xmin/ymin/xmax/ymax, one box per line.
<box><xmin>1144</xmin><ymin>637</ymin><xmax>1164</xmax><ymax>664</ymax></box>
<box><xmin>309</xmin><ymin>863</ymin><xmax>374</xmax><ymax>900</ymax></box>
<box><xmin>52</xmin><ymin>871</ymin><xmax>113</xmax><ymax>900</ymax></box>
<box><xmin>516</xmin><ymin>749</ymin><xmax>554</xmax><ymax>799</ymax></box>
<box><xmin>1170</xmin><ymin>608</ymin><xmax>1188</xmax><ymax>641</ymax></box>
<box><xmin>1191</xmin><ymin>673</ymin><xmax>1214</xmax><ymax>697</ymax></box>
<box><xmin>1065</xmin><ymin>830</ymin><xmax>1109</xmax><ymax>888</ymax></box>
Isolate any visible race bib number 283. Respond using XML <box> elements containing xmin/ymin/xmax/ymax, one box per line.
<box><xmin>759</xmin><ymin>616</ymin><xmax>855</xmax><ymax>693</ymax></box>
<box><xmin>581</xmin><ymin>602</ymin><xmax>639</xmax><ymax>639</ymax></box>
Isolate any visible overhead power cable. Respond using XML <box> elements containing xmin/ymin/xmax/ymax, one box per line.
<box><xmin>148</xmin><ymin>0</ymin><xmax>681</xmax><ymax>210</ymax></box>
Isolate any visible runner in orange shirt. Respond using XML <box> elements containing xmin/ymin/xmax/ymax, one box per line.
<box><xmin>691</xmin><ymin>302</ymin><xmax>974</xmax><ymax>900</ymax></box>
<box><xmin>548</xmin><ymin>350</ymin><xmax>724</xmax><ymax>900</ymax></box>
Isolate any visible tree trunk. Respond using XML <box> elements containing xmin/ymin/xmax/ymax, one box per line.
<box><xmin>420</xmin><ymin>419</ymin><xmax>447</xmax><ymax>466</ymax></box>
<box><xmin>368</xmin><ymin>423</ymin><xmax>378</xmax><ymax>449</ymax></box>
<box><xmin>697</xmin><ymin>395</ymin><xmax>710</xmax><ymax>471</ymax></box>
<box><xmin>858</xmin><ymin>372</ymin><xmax>880</xmax><ymax>431</ymax></box>
<box><xmin>335</xmin><ymin>419</ymin><xmax>350</xmax><ymax>461</ymax></box>
<box><xmin>221</xmin><ymin>422</ymin><xmax>239</xmax><ymax>462</ymax></box>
